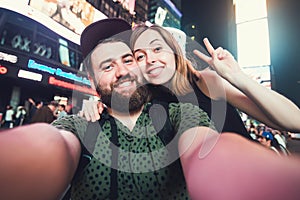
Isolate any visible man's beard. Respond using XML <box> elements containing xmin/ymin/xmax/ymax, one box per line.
<box><xmin>96</xmin><ymin>80</ymin><xmax>149</xmax><ymax>113</ymax></box>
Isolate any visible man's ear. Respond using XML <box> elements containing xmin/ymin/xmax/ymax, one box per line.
<box><xmin>88</xmin><ymin>74</ymin><xmax>96</xmax><ymax>90</ymax></box>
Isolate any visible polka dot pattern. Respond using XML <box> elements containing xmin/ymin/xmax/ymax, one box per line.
<box><xmin>51</xmin><ymin>102</ymin><xmax>213</xmax><ymax>199</ymax></box>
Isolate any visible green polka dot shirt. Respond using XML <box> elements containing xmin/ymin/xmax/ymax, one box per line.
<box><xmin>52</xmin><ymin>102</ymin><xmax>214</xmax><ymax>200</ymax></box>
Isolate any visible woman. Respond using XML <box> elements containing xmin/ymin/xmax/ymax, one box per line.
<box><xmin>129</xmin><ymin>23</ymin><xmax>300</xmax><ymax>134</ymax></box>
<box><xmin>130</xmin><ymin>24</ymin><xmax>252</xmax><ymax>139</ymax></box>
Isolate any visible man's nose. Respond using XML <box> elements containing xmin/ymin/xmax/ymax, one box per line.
<box><xmin>115</xmin><ymin>63</ymin><xmax>130</xmax><ymax>78</ymax></box>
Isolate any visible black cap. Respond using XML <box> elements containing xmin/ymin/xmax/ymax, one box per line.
<box><xmin>80</xmin><ymin>18</ymin><xmax>132</xmax><ymax>58</ymax></box>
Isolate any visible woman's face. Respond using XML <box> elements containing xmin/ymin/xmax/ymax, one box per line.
<box><xmin>133</xmin><ymin>29</ymin><xmax>176</xmax><ymax>85</ymax></box>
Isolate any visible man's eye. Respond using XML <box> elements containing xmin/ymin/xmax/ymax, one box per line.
<box><xmin>124</xmin><ymin>58</ymin><xmax>133</xmax><ymax>64</ymax></box>
<box><xmin>102</xmin><ymin>65</ymin><xmax>113</xmax><ymax>71</ymax></box>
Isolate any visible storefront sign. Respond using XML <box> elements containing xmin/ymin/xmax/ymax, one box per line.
<box><xmin>9</xmin><ymin>34</ymin><xmax>53</xmax><ymax>59</ymax></box>
<box><xmin>49</xmin><ymin>76</ymin><xmax>97</xmax><ymax>96</ymax></box>
<box><xmin>28</xmin><ymin>59</ymin><xmax>90</xmax><ymax>86</ymax></box>
<box><xmin>0</xmin><ymin>51</ymin><xmax>18</xmax><ymax>63</ymax></box>
<box><xmin>17</xmin><ymin>69</ymin><xmax>42</xmax><ymax>81</ymax></box>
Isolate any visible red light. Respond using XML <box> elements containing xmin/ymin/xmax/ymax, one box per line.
<box><xmin>0</xmin><ymin>66</ymin><xmax>8</xmax><ymax>74</ymax></box>
<box><xmin>48</xmin><ymin>76</ymin><xmax>98</xmax><ymax>96</ymax></box>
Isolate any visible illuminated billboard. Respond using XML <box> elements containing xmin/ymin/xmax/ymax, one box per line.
<box><xmin>29</xmin><ymin>0</ymin><xmax>107</xmax><ymax>35</ymax></box>
<box><xmin>114</xmin><ymin>0</ymin><xmax>136</xmax><ymax>15</ymax></box>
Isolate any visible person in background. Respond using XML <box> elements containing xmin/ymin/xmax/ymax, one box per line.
<box><xmin>256</xmin><ymin>131</ymin><xmax>280</xmax><ymax>155</ymax></box>
<box><xmin>56</xmin><ymin>104</ymin><xmax>68</xmax><ymax>119</ymax></box>
<box><xmin>15</xmin><ymin>106</ymin><xmax>27</xmax><ymax>126</ymax></box>
<box><xmin>248</xmin><ymin>122</ymin><xmax>258</xmax><ymax>140</ymax></box>
<box><xmin>26</xmin><ymin>98</ymin><xmax>43</xmax><ymax>124</ymax></box>
<box><xmin>1</xmin><ymin>105</ymin><xmax>14</xmax><ymax>129</ymax></box>
<box><xmin>272</xmin><ymin>129</ymin><xmax>287</xmax><ymax>148</ymax></box>
<box><xmin>30</xmin><ymin>101</ymin><xmax>59</xmax><ymax>124</ymax></box>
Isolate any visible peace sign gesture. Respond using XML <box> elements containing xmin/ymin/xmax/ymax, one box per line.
<box><xmin>193</xmin><ymin>38</ymin><xmax>242</xmax><ymax>82</ymax></box>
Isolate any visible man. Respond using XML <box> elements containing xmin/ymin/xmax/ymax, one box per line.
<box><xmin>57</xmin><ymin>104</ymin><xmax>68</xmax><ymax>119</ymax></box>
<box><xmin>52</xmin><ymin>18</ymin><xmax>213</xmax><ymax>199</ymax></box>
<box><xmin>30</xmin><ymin>100</ymin><xmax>59</xmax><ymax>124</ymax></box>
<box><xmin>257</xmin><ymin>131</ymin><xmax>283</xmax><ymax>155</ymax></box>
<box><xmin>1</xmin><ymin>18</ymin><xmax>300</xmax><ymax>200</ymax></box>
<box><xmin>26</xmin><ymin>98</ymin><xmax>43</xmax><ymax>124</ymax></box>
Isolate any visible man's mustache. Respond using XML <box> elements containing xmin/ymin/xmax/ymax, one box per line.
<box><xmin>112</xmin><ymin>74</ymin><xmax>138</xmax><ymax>88</ymax></box>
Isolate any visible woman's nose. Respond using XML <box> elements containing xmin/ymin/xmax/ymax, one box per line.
<box><xmin>146</xmin><ymin>51</ymin><xmax>156</xmax><ymax>64</ymax></box>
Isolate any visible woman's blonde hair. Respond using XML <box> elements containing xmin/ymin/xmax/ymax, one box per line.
<box><xmin>130</xmin><ymin>24</ymin><xmax>194</xmax><ymax>95</ymax></box>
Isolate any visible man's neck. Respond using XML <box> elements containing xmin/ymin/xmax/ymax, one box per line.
<box><xmin>107</xmin><ymin>105</ymin><xmax>144</xmax><ymax>131</ymax></box>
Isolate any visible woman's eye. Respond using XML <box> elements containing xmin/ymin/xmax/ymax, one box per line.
<box><xmin>154</xmin><ymin>46</ymin><xmax>162</xmax><ymax>52</ymax></box>
<box><xmin>135</xmin><ymin>53</ymin><xmax>146</xmax><ymax>62</ymax></box>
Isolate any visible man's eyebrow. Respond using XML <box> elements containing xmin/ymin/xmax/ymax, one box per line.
<box><xmin>99</xmin><ymin>53</ymin><xmax>133</xmax><ymax>67</ymax></box>
<box><xmin>122</xmin><ymin>53</ymin><xmax>134</xmax><ymax>59</ymax></box>
<box><xmin>99</xmin><ymin>58</ymin><xmax>113</xmax><ymax>68</ymax></box>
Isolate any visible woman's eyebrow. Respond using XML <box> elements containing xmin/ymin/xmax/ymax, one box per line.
<box><xmin>133</xmin><ymin>49</ymin><xmax>143</xmax><ymax>54</ymax></box>
<box><xmin>133</xmin><ymin>39</ymin><xmax>162</xmax><ymax>53</ymax></box>
<box><xmin>150</xmin><ymin>39</ymin><xmax>160</xmax><ymax>45</ymax></box>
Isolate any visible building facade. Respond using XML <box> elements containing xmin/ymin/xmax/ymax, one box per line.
<box><xmin>87</xmin><ymin>0</ymin><xmax>182</xmax><ymax>28</ymax></box>
<box><xmin>0</xmin><ymin>3</ymin><xmax>96</xmax><ymax>114</ymax></box>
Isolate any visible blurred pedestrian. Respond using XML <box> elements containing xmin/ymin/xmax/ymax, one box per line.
<box><xmin>15</xmin><ymin>106</ymin><xmax>27</xmax><ymax>126</ymax></box>
<box><xmin>257</xmin><ymin>131</ymin><xmax>281</xmax><ymax>155</ymax></box>
<box><xmin>26</xmin><ymin>98</ymin><xmax>43</xmax><ymax>124</ymax></box>
<box><xmin>31</xmin><ymin>101</ymin><xmax>59</xmax><ymax>124</ymax></box>
<box><xmin>56</xmin><ymin>104</ymin><xmax>67</xmax><ymax>119</ymax></box>
<box><xmin>1</xmin><ymin>105</ymin><xmax>15</xmax><ymax>129</ymax></box>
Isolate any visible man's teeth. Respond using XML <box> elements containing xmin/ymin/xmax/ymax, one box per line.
<box><xmin>118</xmin><ymin>81</ymin><xmax>132</xmax><ymax>87</ymax></box>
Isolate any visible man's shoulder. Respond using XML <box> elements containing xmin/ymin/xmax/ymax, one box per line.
<box><xmin>168</xmin><ymin>102</ymin><xmax>205</xmax><ymax>112</ymax></box>
<box><xmin>51</xmin><ymin>115</ymin><xmax>89</xmax><ymax>138</ymax></box>
<box><xmin>53</xmin><ymin>114</ymin><xmax>87</xmax><ymax>124</ymax></box>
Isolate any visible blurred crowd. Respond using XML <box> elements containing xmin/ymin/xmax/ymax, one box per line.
<box><xmin>246</xmin><ymin>119</ymin><xmax>290</xmax><ymax>156</ymax></box>
<box><xmin>0</xmin><ymin>98</ymin><xmax>294</xmax><ymax>157</ymax></box>
<box><xmin>0</xmin><ymin>97</ymin><xmax>80</xmax><ymax>129</ymax></box>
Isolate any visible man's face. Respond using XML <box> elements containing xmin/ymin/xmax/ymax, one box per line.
<box><xmin>90</xmin><ymin>41</ymin><xmax>149</xmax><ymax>113</ymax></box>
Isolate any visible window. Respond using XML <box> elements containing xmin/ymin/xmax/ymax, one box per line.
<box><xmin>234</xmin><ymin>0</ymin><xmax>270</xmax><ymax>68</ymax></box>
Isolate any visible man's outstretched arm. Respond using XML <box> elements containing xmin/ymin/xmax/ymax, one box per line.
<box><xmin>0</xmin><ymin>123</ymin><xmax>81</xmax><ymax>200</ymax></box>
<box><xmin>179</xmin><ymin>127</ymin><xmax>300</xmax><ymax>200</ymax></box>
